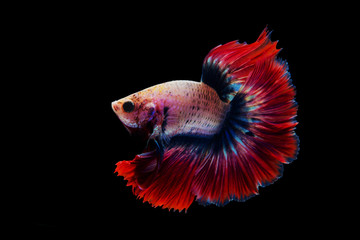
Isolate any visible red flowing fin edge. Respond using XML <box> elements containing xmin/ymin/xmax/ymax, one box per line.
<box><xmin>243</xmin><ymin>58</ymin><xmax>299</xmax><ymax>163</ymax></box>
<box><xmin>203</xmin><ymin>27</ymin><xmax>280</xmax><ymax>73</ymax></box>
<box><xmin>115</xmin><ymin>146</ymin><xmax>197</xmax><ymax>212</ymax></box>
<box><xmin>201</xmin><ymin>27</ymin><xmax>281</xmax><ymax>102</ymax></box>
<box><xmin>115</xmin><ymin>150</ymin><xmax>159</xmax><ymax>196</ymax></box>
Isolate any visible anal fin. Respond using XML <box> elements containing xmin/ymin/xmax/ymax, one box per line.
<box><xmin>115</xmin><ymin>149</ymin><xmax>160</xmax><ymax>192</ymax></box>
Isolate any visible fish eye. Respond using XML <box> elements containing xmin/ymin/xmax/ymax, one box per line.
<box><xmin>122</xmin><ymin>101</ymin><xmax>135</xmax><ymax>113</ymax></box>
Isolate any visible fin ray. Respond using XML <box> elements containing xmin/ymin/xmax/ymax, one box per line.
<box><xmin>201</xmin><ymin>27</ymin><xmax>280</xmax><ymax>102</ymax></box>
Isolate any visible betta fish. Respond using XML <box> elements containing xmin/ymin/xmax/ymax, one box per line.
<box><xmin>111</xmin><ymin>28</ymin><xmax>298</xmax><ymax>211</ymax></box>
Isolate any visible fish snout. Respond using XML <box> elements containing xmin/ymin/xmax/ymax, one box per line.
<box><xmin>112</xmin><ymin>101</ymin><xmax>121</xmax><ymax>112</ymax></box>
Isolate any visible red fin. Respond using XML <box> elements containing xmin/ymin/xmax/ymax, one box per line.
<box><xmin>115</xmin><ymin>150</ymin><xmax>159</xmax><ymax>193</ymax></box>
<box><xmin>201</xmin><ymin>27</ymin><xmax>280</xmax><ymax>102</ymax></box>
<box><xmin>242</xmin><ymin>58</ymin><xmax>299</xmax><ymax>163</ymax></box>
<box><xmin>115</xmin><ymin>147</ymin><xmax>197</xmax><ymax>211</ymax></box>
<box><xmin>192</xmin><ymin>58</ymin><xmax>298</xmax><ymax>205</ymax></box>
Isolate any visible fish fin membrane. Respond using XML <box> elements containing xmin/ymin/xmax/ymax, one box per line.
<box><xmin>193</xmin><ymin>57</ymin><xmax>298</xmax><ymax>206</ymax></box>
<box><xmin>115</xmin><ymin>150</ymin><xmax>160</xmax><ymax>192</ymax></box>
<box><xmin>201</xmin><ymin>27</ymin><xmax>280</xmax><ymax>102</ymax></box>
<box><xmin>115</xmin><ymin>147</ymin><xmax>197</xmax><ymax>212</ymax></box>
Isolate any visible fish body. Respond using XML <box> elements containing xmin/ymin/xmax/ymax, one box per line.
<box><xmin>112</xmin><ymin>80</ymin><xmax>229</xmax><ymax>139</ymax></box>
<box><xmin>111</xmin><ymin>28</ymin><xmax>298</xmax><ymax>211</ymax></box>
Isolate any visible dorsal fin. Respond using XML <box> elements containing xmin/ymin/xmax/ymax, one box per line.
<box><xmin>201</xmin><ymin>27</ymin><xmax>280</xmax><ymax>102</ymax></box>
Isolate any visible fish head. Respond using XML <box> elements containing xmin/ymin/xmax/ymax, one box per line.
<box><xmin>112</xmin><ymin>93</ymin><xmax>157</xmax><ymax>137</ymax></box>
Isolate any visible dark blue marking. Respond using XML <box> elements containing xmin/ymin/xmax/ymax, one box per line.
<box><xmin>201</xmin><ymin>59</ymin><xmax>236</xmax><ymax>102</ymax></box>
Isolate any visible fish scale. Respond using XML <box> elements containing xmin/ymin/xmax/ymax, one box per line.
<box><xmin>139</xmin><ymin>80</ymin><xmax>230</xmax><ymax>137</ymax></box>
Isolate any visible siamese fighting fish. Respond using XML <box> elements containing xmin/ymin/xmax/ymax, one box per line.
<box><xmin>111</xmin><ymin>28</ymin><xmax>298</xmax><ymax>211</ymax></box>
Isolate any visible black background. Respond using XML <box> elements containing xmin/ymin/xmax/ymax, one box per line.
<box><xmin>16</xmin><ymin>11</ymin><xmax>330</xmax><ymax>234</ymax></box>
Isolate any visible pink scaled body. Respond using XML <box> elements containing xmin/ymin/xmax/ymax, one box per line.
<box><xmin>112</xmin><ymin>80</ymin><xmax>229</xmax><ymax>139</ymax></box>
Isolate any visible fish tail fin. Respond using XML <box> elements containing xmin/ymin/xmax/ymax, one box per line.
<box><xmin>192</xmin><ymin>27</ymin><xmax>298</xmax><ymax>205</ymax></box>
